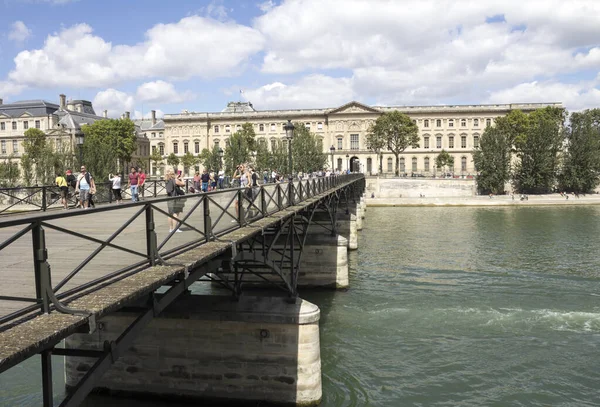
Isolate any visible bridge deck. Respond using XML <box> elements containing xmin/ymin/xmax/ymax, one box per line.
<box><xmin>0</xmin><ymin>188</ymin><xmax>330</xmax><ymax>373</ymax></box>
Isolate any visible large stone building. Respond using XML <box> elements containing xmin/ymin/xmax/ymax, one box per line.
<box><xmin>162</xmin><ymin>101</ymin><xmax>562</xmax><ymax>176</ymax></box>
<box><xmin>0</xmin><ymin>95</ymin><xmax>150</xmax><ymax>178</ymax></box>
<box><xmin>133</xmin><ymin>110</ymin><xmax>164</xmax><ymax>176</ymax></box>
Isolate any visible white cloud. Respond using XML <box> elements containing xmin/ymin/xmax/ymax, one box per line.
<box><xmin>8</xmin><ymin>16</ymin><xmax>264</xmax><ymax>88</ymax></box>
<box><xmin>136</xmin><ymin>80</ymin><xmax>194</xmax><ymax>104</ymax></box>
<box><xmin>242</xmin><ymin>74</ymin><xmax>354</xmax><ymax>110</ymax></box>
<box><xmin>0</xmin><ymin>81</ymin><xmax>25</xmax><ymax>98</ymax></box>
<box><xmin>8</xmin><ymin>21</ymin><xmax>32</xmax><ymax>44</ymax></box>
<box><xmin>92</xmin><ymin>89</ymin><xmax>135</xmax><ymax>119</ymax></box>
<box><xmin>257</xmin><ymin>0</ymin><xmax>275</xmax><ymax>12</ymax></box>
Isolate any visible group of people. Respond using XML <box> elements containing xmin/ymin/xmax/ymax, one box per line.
<box><xmin>54</xmin><ymin>166</ymin><xmax>148</xmax><ymax>209</ymax></box>
<box><xmin>192</xmin><ymin>169</ymin><xmax>225</xmax><ymax>193</ymax></box>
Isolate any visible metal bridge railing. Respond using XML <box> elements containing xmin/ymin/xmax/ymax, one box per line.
<box><xmin>0</xmin><ymin>174</ymin><xmax>364</xmax><ymax>330</ymax></box>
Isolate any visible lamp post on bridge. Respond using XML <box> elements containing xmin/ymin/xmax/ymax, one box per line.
<box><xmin>329</xmin><ymin>145</ymin><xmax>335</xmax><ymax>172</ymax></box>
<box><xmin>284</xmin><ymin>120</ymin><xmax>295</xmax><ymax>181</ymax></box>
<box><xmin>76</xmin><ymin>134</ymin><xmax>84</xmax><ymax>166</ymax></box>
<box><xmin>346</xmin><ymin>154</ymin><xmax>349</xmax><ymax>173</ymax></box>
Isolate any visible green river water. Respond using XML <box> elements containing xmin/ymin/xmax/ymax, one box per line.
<box><xmin>2</xmin><ymin>206</ymin><xmax>600</xmax><ymax>406</ymax></box>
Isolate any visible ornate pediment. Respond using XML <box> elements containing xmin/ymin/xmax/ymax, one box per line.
<box><xmin>0</xmin><ymin>112</ymin><xmax>10</xmax><ymax>119</ymax></box>
<box><xmin>328</xmin><ymin>101</ymin><xmax>381</xmax><ymax>115</ymax></box>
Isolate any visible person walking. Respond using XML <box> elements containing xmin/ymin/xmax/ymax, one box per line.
<box><xmin>55</xmin><ymin>171</ymin><xmax>68</xmax><ymax>209</ymax></box>
<box><xmin>193</xmin><ymin>172</ymin><xmax>201</xmax><ymax>192</ymax></box>
<box><xmin>200</xmin><ymin>169</ymin><xmax>210</xmax><ymax>192</ymax></box>
<box><xmin>75</xmin><ymin>165</ymin><xmax>95</xmax><ymax>209</ymax></box>
<box><xmin>109</xmin><ymin>172</ymin><xmax>123</xmax><ymax>204</ymax></box>
<box><xmin>165</xmin><ymin>169</ymin><xmax>186</xmax><ymax>233</ymax></box>
<box><xmin>127</xmin><ymin>167</ymin><xmax>140</xmax><ymax>202</ymax></box>
<box><xmin>138</xmin><ymin>168</ymin><xmax>146</xmax><ymax>200</ymax></box>
<box><xmin>209</xmin><ymin>171</ymin><xmax>216</xmax><ymax>191</ymax></box>
<box><xmin>218</xmin><ymin>169</ymin><xmax>225</xmax><ymax>189</ymax></box>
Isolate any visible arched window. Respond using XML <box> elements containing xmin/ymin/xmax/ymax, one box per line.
<box><xmin>259</xmin><ymin>124</ymin><xmax>264</xmax><ymax>132</ymax></box>
<box><xmin>225</xmin><ymin>125</ymin><xmax>230</xmax><ymax>133</ymax></box>
<box><xmin>367</xmin><ymin>158</ymin><xmax>372</xmax><ymax>174</ymax></box>
<box><xmin>194</xmin><ymin>140</ymin><xmax>200</xmax><ymax>154</ymax></box>
<box><xmin>258</xmin><ymin>138</ymin><xmax>267</xmax><ymax>147</ymax></box>
<box><xmin>173</xmin><ymin>142</ymin><xmax>179</xmax><ymax>154</ymax></box>
<box><xmin>214</xmin><ymin>125</ymin><xmax>219</xmax><ymax>133</ymax></box>
<box><xmin>448</xmin><ymin>135</ymin><xmax>454</xmax><ymax>149</ymax></box>
<box><xmin>424</xmin><ymin>119</ymin><xmax>430</xmax><ymax>128</ymax></box>
<box><xmin>448</xmin><ymin>119</ymin><xmax>454</xmax><ymax>127</ymax></box>
<box><xmin>270</xmin><ymin>123</ymin><xmax>276</xmax><ymax>132</ymax></box>
<box><xmin>461</xmin><ymin>119</ymin><xmax>466</xmax><ymax>127</ymax></box>
<box><xmin>473</xmin><ymin>135</ymin><xmax>480</xmax><ymax>148</ymax></box>
<box><xmin>399</xmin><ymin>157</ymin><xmax>405</xmax><ymax>173</ymax></box>
<box><xmin>423</xmin><ymin>135</ymin><xmax>430</xmax><ymax>149</ymax></box>
<box><xmin>317</xmin><ymin>122</ymin><xmax>323</xmax><ymax>130</ymax></box>
<box><xmin>236</xmin><ymin>124</ymin><xmax>241</xmax><ymax>130</ymax></box>
<box><xmin>473</xmin><ymin>118</ymin><xmax>479</xmax><ymax>127</ymax></box>
<box><xmin>305</xmin><ymin>122</ymin><xmax>311</xmax><ymax>130</ymax></box>
<box><xmin>183</xmin><ymin>141</ymin><xmax>189</xmax><ymax>153</ymax></box>
<box><xmin>436</xmin><ymin>119</ymin><xmax>442</xmax><ymax>127</ymax></box>
<box><xmin>486</xmin><ymin>118</ymin><xmax>492</xmax><ymax>127</ymax></box>
<box><xmin>337</xmin><ymin>158</ymin><xmax>343</xmax><ymax>171</ymax></box>
<box><xmin>461</xmin><ymin>156</ymin><xmax>467</xmax><ymax>172</ymax></box>
<box><xmin>388</xmin><ymin>157</ymin><xmax>394</xmax><ymax>172</ymax></box>
<box><xmin>424</xmin><ymin>157</ymin><xmax>430</xmax><ymax>172</ymax></box>
<box><xmin>436</xmin><ymin>135</ymin><xmax>442</xmax><ymax>149</ymax></box>
<box><xmin>412</xmin><ymin>157</ymin><xmax>417</xmax><ymax>172</ymax></box>
<box><xmin>461</xmin><ymin>135</ymin><xmax>467</xmax><ymax>148</ymax></box>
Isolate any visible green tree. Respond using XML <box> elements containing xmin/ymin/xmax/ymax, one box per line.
<box><xmin>365</xmin><ymin>127</ymin><xmax>386</xmax><ymax>174</ymax></box>
<box><xmin>435</xmin><ymin>150</ymin><xmax>455</xmax><ymax>174</ymax></box>
<box><xmin>20</xmin><ymin>153</ymin><xmax>34</xmax><ymax>186</ymax></box>
<box><xmin>224</xmin><ymin>129</ymin><xmax>254</xmax><ymax>175</ymax></box>
<box><xmin>198</xmin><ymin>145</ymin><xmax>223</xmax><ymax>171</ymax></box>
<box><xmin>22</xmin><ymin>128</ymin><xmax>51</xmax><ymax>184</ymax></box>
<box><xmin>181</xmin><ymin>151</ymin><xmax>199</xmax><ymax>175</ymax></box>
<box><xmin>150</xmin><ymin>147</ymin><xmax>164</xmax><ymax>176</ymax></box>
<box><xmin>367</xmin><ymin>111</ymin><xmax>419</xmax><ymax>176</ymax></box>
<box><xmin>254</xmin><ymin>140</ymin><xmax>271</xmax><ymax>173</ymax></box>
<box><xmin>558</xmin><ymin>109</ymin><xmax>600</xmax><ymax>193</ymax></box>
<box><xmin>0</xmin><ymin>154</ymin><xmax>21</xmax><ymax>187</ymax></box>
<box><xmin>270</xmin><ymin>140</ymin><xmax>289</xmax><ymax>176</ymax></box>
<box><xmin>512</xmin><ymin>107</ymin><xmax>565</xmax><ymax>193</ymax></box>
<box><xmin>238</xmin><ymin>122</ymin><xmax>257</xmax><ymax>151</ymax></box>
<box><xmin>81</xmin><ymin>118</ymin><xmax>137</xmax><ymax>180</ymax></box>
<box><xmin>291</xmin><ymin>123</ymin><xmax>327</xmax><ymax>174</ymax></box>
<box><xmin>494</xmin><ymin>109</ymin><xmax>530</xmax><ymax>149</ymax></box>
<box><xmin>166</xmin><ymin>153</ymin><xmax>180</xmax><ymax>170</ymax></box>
<box><xmin>473</xmin><ymin>127</ymin><xmax>511</xmax><ymax>194</ymax></box>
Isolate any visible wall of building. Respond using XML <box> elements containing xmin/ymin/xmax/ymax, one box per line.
<box><xmin>366</xmin><ymin>176</ymin><xmax>476</xmax><ymax>198</ymax></box>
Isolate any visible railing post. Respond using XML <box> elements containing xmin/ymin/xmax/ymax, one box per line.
<box><xmin>32</xmin><ymin>221</ymin><xmax>51</xmax><ymax>313</ymax></box>
<box><xmin>299</xmin><ymin>181</ymin><xmax>303</xmax><ymax>201</ymax></box>
<box><xmin>145</xmin><ymin>204</ymin><xmax>157</xmax><ymax>266</ymax></box>
<box><xmin>277</xmin><ymin>183</ymin><xmax>283</xmax><ymax>209</ymax></box>
<box><xmin>261</xmin><ymin>186</ymin><xmax>267</xmax><ymax>216</ymax></box>
<box><xmin>203</xmin><ymin>196</ymin><xmax>211</xmax><ymax>242</ymax></box>
<box><xmin>41</xmin><ymin>187</ymin><xmax>47</xmax><ymax>212</ymax></box>
<box><xmin>238</xmin><ymin>189</ymin><xmax>245</xmax><ymax>226</ymax></box>
<box><xmin>288</xmin><ymin>181</ymin><xmax>294</xmax><ymax>207</ymax></box>
<box><xmin>185</xmin><ymin>179</ymin><xmax>190</xmax><ymax>192</ymax></box>
<box><xmin>154</xmin><ymin>180</ymin><xmax>157</xmax><ymax>197</ymax></box>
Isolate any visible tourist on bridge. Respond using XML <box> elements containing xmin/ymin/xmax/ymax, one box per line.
<box><xmin>201</xmin><ymin>169</ymin><xmax>210</xmax><ymax>192</ymax></box>
<box><xmin>218</xmin><ymin>169</ymin><xmax>225</xmax><ymax>189</ymax></box>
<box><xmin>138</xmin><ymin>168</ymin><xmax>146</xmax><ymax>200</ymax></box>
<box><xmin>108</xmin><ymin>172</ymin><xmax>123</xmax><ymax>204</ymax></box>
<box><xmin>232</xmin><ymin>164</ymin><xmax>250</xmax><ymax>221</ymax></box>
<box><xmin>210</xmin><ymin>171</ymin><xmax>216</xmax><ymax>191</ymax></box>
<box><xmin>55</xmin><ymin>171</ymin><xmax>69</xmax><ymax>210</ymax></box>
<box><xmin>193</xmin><ymin>171</ymin><xmax>201</xmax><ymax>192</ymax></box>
<box><xmin>127</xmin><ymin>167</ymin><xmax>140</xmax><ymax>202</ymax></box>
<box><xmin>75</xmin><ymin>166</ymin><xmax>96</xmax><ymax>209</ymax></box>
<box><xmin>165</xmin><ymin>169</ymin><xmax>186</xmax><ymax>233</ymax></box>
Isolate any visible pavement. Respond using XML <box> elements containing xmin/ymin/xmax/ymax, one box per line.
<box><xmin>366</xmin><ymin>193</ymin><xmax>600</xmax><ymax>207</ymax></box>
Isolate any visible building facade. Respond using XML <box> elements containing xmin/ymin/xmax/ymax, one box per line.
<box><xmin>133</xmin><ymin>110</ymin><xmax>164</xmax><ymax>176</ymax></box>
<box><xmin>162</xmin><ymin>101</ymin><xmax>562</xmax><ymax>176</ymax></box>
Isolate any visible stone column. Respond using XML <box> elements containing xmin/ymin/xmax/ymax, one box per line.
<box><xmin>299</xmin><ymin>234</ymin><xmax>349</xmax><ymax>288</ymax></box>
<box><xmin>348</xmin><ymin>213</ymin><xmax>358</xmax><ymax>250</ymax></box>
<box><xmin>65</xmin><ymin>295</ymin><xmax>322</xmax><ymax>407</ymax></box>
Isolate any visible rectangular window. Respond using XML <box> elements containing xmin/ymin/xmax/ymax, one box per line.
<box><xmin>159</xmin><ymin>132</ymin><xmax>163</xmax><ymax>137</ymax></box>
<box><xmin>35</xmin><ymin>120</ymin><xmax>40</xmax><ymax>129</ymax></box>
<box><xmin>225</xmin><ymin>125</ymin><xmax>230</xmax><ymax>133</ymax></box>
<box><xmin>436</xmin><ymin>119</ymin><xmax>441</xmax><ymax>127</ymax></box>
<box><xmin>424</xmin><ymin>137</ymin><xmax>429</xmax><ymax>149</ymax></box>
<box><xmin>184</xmin><ymin>142</ymin><xmax>189</xmax><ymax>153</ymax></box>
<box><xmin>259</xmin><ymin>124</ymin><xmax>264</xmax><ymax>132</ymax></box>
<box><xmin>0</xmin><ymin>123</ymin><xmax>4</xmax><ymax>131</ymax></box>
<box><xmin>317</xmin><ymin>122</ymin><xmax>323</xmax><ymax>130</ymax></box>
<box><xmin>337</xmin><ymin>138</ymin><xmax>343</xmax><ymax>150</ymax></box>
<box><xmin>151</xmin><ymin>132</ymin><xmax>156</xmax><ymax>138</ymax></box>
<box><xmin>173</xmin><ymin>143</ymin><xmax>178</xmax><ymax>154</ymax></box>
<box><xmin>486</xmin><ymin>118</ymin><xmax>492</xmax><ymax>127</ymax></box>
<box><xmin>461</xmin><ymin>136</ymin><xmax>467</xmax><ymax>148</ymax></box>
<box><xmin>350</xmin><ymin>134</ymin><xmax>359</xmax><ymax>150</ymax></box>
<box><xmin>461</xmin><ymin>119</ymin><xmax>466</xmax><ymax>127</ymax></box>
<box><xmin>474</xmin><ymin>136</ymin><xmax>480</xmax><ymax>148</ymax></box>
<box><xmin>449</xmin><ymin>136</ymin><xmax>454</xmax><ymax>149</ymax></box>
<box><xmin>399</xmin><ymin>158</ymin><xmax>405</xmax><ymax>173</ymax></box>
<box><xmin>388</xmin><ymin>159</ymin><xmax>393</xmax><ymax>172</ymax></box>
<box><xmin>474</xmin><ymin>119</ymin><xmax>479</xmax><ymax>127</ymax></box>
<box><xmin>424</xmin><ymin>119</ymin><xmax>429</xmax><ymax>128</ymax></box>
<box><xmin>214</xmin><ymin>125</ymin><xmax>219</xmax><ymax>133</ymax></box>
<box><xmin>270</xmin><ymin>123</ymin><xmax>275</xmax><ymax>132</ymax></box>
<box><xmin>461</xmin><ymin>157</ymin><xmax>467</xmax><ymax>172</ymax></box>
<box><xmin>412</xmin><ymin>158</ymin><xmax>417</xmax><ymax>172</ymax></box>
<box><xmin>23</xmin><ymin>121</ymin><xmax>29</xmax><ymax>130</ymax></box>
<box><xmin>159</xmin><ymin>144</ymin><xmax>164</xmax><ymax>155</ymax></box>
<box><xmin>305</xmin><ymin>122</ymin><xmax>311</xmax><ymax>130</ymax></box>
<box><xmin>436</xmin><ymin>136</ymin><xmax>442</xmax><ymax>149</ymax></box>
<box><xmin>12</xmin><ymin>140</ymin><xmax>18</xmax><ymax>153</ymax></box>
<box><xmin>214</xmin><ymin>140</ymin><xmax>220</xmax><ymax>148</ymax></box>
<box><xmin>194</xmin><ymin>141</ymin><xmax>200</xmax><ymax>154</ymax></box>
<box><xmin>12</xmin><ymin>122</ymin><xmax>17</xmax><ymax>130</ymax></box>
<box><xmin>448</xmin><ymin>119</ymin><xmax>454</xmax><ymax>127</ymax></box>
<box><xmin>152</xmin><ymin>146</ymin><xmax>156</xmax><ymax>153</ymax></box>
<box><xmin>424</xmin><ymin>158</ymin><xmax>430</xmax><ymax>172</ymax></box>
<box><xmin>0</xmin><ymin>140</ymin><xmax>5</xmax><ymax>154</ymax></box>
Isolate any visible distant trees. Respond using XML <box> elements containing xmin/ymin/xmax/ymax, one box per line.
<box><xmin>472</xmin><ymin>127</ymin><xmax>511</xmax><ymax>194</ymax></box>
<box><xmin>291</xmin><ymin>123</ymin><xmax>327</xmax><ymax>174</ymax></box>
<box><xmin>435</xmin><ymin>150</ymin><xmax>455</xmax><ymax>175</ymax></box>
<box><xmin>0</xmin><ymin>154</ymin><xmax>20</xmax><ymax>187</ymax></box>
<box><xmin>367</xmin><ymin>111</ymin><xmax>419</xmax><ymax>176</ymax></box>
<box><xmin>21</xmin><ymin>128</ymin><xmax>73</xmax><ymax>185</ymax></box>
<box><xmin>198</xmin><ymin>145</ymin><xmax>223</xmax><ymax>172</ymax></box>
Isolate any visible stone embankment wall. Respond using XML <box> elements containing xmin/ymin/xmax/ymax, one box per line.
<box><xmin>366</xmin><ymin>177</ymin><xmax>476</xmax><ymax>198</ymax></box>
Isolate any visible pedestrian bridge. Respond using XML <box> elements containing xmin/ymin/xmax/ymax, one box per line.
<box><xmin>0</xmin><ymin>174</ymin><xmax>366</xmax><ymax>407</ymax></box>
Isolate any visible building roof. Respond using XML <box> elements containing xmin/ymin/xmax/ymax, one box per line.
<box><xmin>0</xmin><ymin>100</ymin><xmax>60</xmax><ymax>118</ymax></box>
<box><xmin>133</xmin><ymin>118</ymin><xmax>165</xmax><ymax>131</ymax></box>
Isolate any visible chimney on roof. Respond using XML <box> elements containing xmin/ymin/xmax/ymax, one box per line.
<box><xmin>59</xmin><ymin>94</ymin><xmax>66</xmax><ymax>110</ymax></box>
<box><xmin>103</xmin><ymin>110</ymin><xmax>108</xmax><ymax>118</ymax></box>
<box><xmin>151</xmin><ymin>110</ymin><xmax>156</xmax><ymax>125</ymax></box>
<box><xmin>125</xmin><ymin>111</ymin><xmax>130</xmax><ymax>120</ymax></box>
<box><xmin>0</xmin><ymin>98</ymin><xmax>3</xmax><ymax>105</ymax></box>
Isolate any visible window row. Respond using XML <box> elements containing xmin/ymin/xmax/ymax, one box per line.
<box><xmin>422</xmin><ymin>118</ymin><xmax>492</xmax><ymax>128</ymax></box>
<box><xmin>213</xmin><ymin>122</ymin><xmax>325</xmax><ymax>134</ymax></box>
<box><xmin>0</xmin><ymin>120</ymin><xmax>42</xmax><ymax>131</ymax></box>
<box><xmin>0</xmin><ymin>140</ymin><xmax>19</xmax><ymax>154</ymax></box>
<box><xmin>374</xmin><ymin>156</ymin><xmax>470</xmax><ymax>173</ymax></box>
<box><xmin>422</xmin><ymin>134</ymin><xmax>480</xmax><ymax>149</ymax></box>
<box><xmin>150</xmin><ymin>132</ymin><xmax>164</xmax><ymax>138</ymax></box>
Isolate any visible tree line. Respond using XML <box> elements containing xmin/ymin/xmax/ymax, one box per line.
<box><xmin>474</xmin><ymin>106</ymin><xmax>600</xmax><ymax>194</ymax></box>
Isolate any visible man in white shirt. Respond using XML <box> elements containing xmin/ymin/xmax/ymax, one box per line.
<box><xmin>217</xmin><ymin>169</ymin><xmax>225</xmax><ymax>189</ymax></box>
<box><xmin>271</xmin><ymin>169</ymin><xmax>277</xmax><ymax>183</ymax></box>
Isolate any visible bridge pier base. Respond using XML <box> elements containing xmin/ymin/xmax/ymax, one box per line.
<box><xmin>299</xmin><ymin>234</ymin><xmax>349</xmax><ymax>288</ymax></box>
<box><xmin>65</xmin><ymin>295</ymin><xmax>322</xmax><ymax>406</ymax></box>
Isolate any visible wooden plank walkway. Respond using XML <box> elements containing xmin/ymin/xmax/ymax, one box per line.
<box><xmin>0</xmin><ymin>176</ymin><xmax>361</xmax><ymax>373</ymax></box>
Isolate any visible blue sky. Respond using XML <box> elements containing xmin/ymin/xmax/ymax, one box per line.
<box><xmin>1</xmin><ymin>0</ymin><xmax>600</xmax><ymax>117</ymax></box>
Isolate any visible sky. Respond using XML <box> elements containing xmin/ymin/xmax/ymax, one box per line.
<box><xmin>1</xmin><ymin>0</ymin><xmax>600</xmax><ymax>119</ymax></box>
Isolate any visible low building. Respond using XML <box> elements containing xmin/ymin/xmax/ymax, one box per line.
<box><xmin>163</xmin><ymin>100</ymin><xmax>562</xmax><ymax>176</ymax></box>
<box><xmin>133</xmin><ymin>110</ymin><xmax>164</xmax><ymax>177</ymax></box>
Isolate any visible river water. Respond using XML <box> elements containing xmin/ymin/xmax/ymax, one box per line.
<box><xmin>2</xmin><ymin>206</ymin><xmax>600</xmax><ymax>406</ymax></box>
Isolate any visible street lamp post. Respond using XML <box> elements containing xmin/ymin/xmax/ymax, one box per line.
<box><xmin>329</xmin><ymin>145</ymin><xmax>335</xmax><ymax>172</ymax></box>
<box><xmin>284</xmin><ymin>120</ymin><xmax>295</xmax><ymax>180</ymax></box>
<box><xmin>76</xmin><ymin>134</ymin><xmax>84</xmax><ymax>166</ymax></box>
<box><xmin>346</xmin><ymin>154</ymin><xmax>349</xmax><ymax>173</ymax></box>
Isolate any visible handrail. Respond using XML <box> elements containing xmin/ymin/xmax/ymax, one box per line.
<box><xmin>0</xmin><ymin>174</ymin><xmax>365</xmax><ymax>329</ymax></box>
